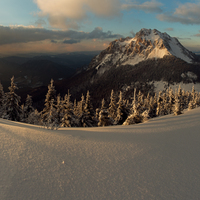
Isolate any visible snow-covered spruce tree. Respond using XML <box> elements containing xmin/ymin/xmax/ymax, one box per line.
<box><xmin>54</xmin><ymin>94</ymin><xmax>65</xmax><ymax>125</ymax></box>
<box><xmin>81</xmin><ymin>90</ymin><xmax>96</xmax><ymax>127</ymax></box>
<box><xmin>174</xmin><ymin>92</ymin><xmax>182</xmax><ymax>116</ymax></box>
<box><xmin>0</xmin><ymin>82</ymin><xmax>4</xmax><ymax>116</ymax></box>
<box><xmin>115</xmin><ymin>91</ymin><xmax>128</xmax><ymax>125</ymax></box>
<box><xmin>61</xmin><ymin>91</ymin><xmax>77</xmax><ymax>127</ymax></box>
<box><xmin>162</xmin><ymin>92</ymin><xmax>168</xmax><ymax>115</ymax></box>
<box><xmin>98</xmin><ymin>98</ymin><xmax>114</xmax><ymax>127</ymax></box>
<box><xmin>137</xmin><ymin>90</ymin><xmax>144</xmax><ymax>114</ymax></box>
<box><xmin>144</xmin><ymin>92</ymin><xmax>150</xmax><ymax>108</ymax></box>
<box><xmin>148</xmin><ymin>96</ymin><xmax>155</xmax><ymax>118</ymax></box>
<box><xmin>177</xmin><ymin>85</ymin><xmax>185</xmax><ymax>111</ymax></box>
<box><xmin>2</xmin><ymin>76</ymin><xmax>22</xmax><ymax>121</ymax></box>
<box><xmin>123</xmin><ymin>88</ymin><xmax>142</xmax><ymax>125</ymax></box>
<box><xmin>108</xmin><ymin>89</ymin><xmax>117</xmax><ymax>119</ymax></box>
<box><xmin>46</xmin><ymin>99</ymin><xmax>59</xmax><ymax>130</ymax></box>
<box><xmin>167</xmin><ymin>87</ymin><xmax>174</xmax><ymax>114</ymax></box>
<box><xmin>27</xmin><ymin>109</ymin><xmax>41</xmax><ymax>125</ymax></box>
<box><xmin>41</xmin><ymin>79</ymin><xmax>56</xmax><ymax>124</ymax></box>
<box><xmin>156</xmin><ymin>91</ymin><xmax>163</xmax><ymax>116</ymax></box>
<box><xmin>142</xmin><ymin>109</ymin><xmax>150</xmax><ymax>122</ymax></box>
<box><xmin>76</xmin><ymin>94</ymin><xmax>85</xmax><ymax>118</ymax></box>
<box><xmin>22</xmin><ymin>95</ymin><xmax>34</xmax><ymax>122</ymax></box>
<box><xmin>149</xmin><ymin>92</ymin><xmax>157</xmax><ymax>117</ymax></box>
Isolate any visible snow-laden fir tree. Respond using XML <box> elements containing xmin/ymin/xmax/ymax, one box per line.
<box><xmin>142</xmin><ymin>109</ymin><xmax>150</xmax><ymax>122</ymax></box>
<box><xmin>54</xmin><ymin>94</ymin><xmax>65</xmax><ymax>125</ymax></box>
<box><xmin>144</xmin><ymin>92</ymin><xmax>150</xmax><ymax>108</ymax></box>
<box><xmin>174</xmin><ymin>92</ymin><xmax>182</xmax><ymax>116</ymax></box>
<box><xmin>41</xmin><ymin>79</ymin><xmax>56</xmax><ymax>123</ymax></box>
<box><xmin>22</xmin><ymin>95</ymin><xmax>34</xmax><ymax>122</ymax></box>
<box><xmin>0</xmin><ymin>82</ymin><xmax>4</xmax><ymax>116</ymax></box>
<box><xmin>177</xmin><ymin>85</ymin><xmax>185</xmax><ymax>111</ymax></box>
<box><xmin>98</xmin><ymin>98</ymin><xmax>114</xmax><ymax>127</ymax></box>
<box><xmin>167</xmin><ymin>87</ymin><xmax>174</xmax><ymax>114</ymax></box>
<box><xmin>80</xmin><ymin>90</ymin><xmax>96</xmax><ymax>127</ymax></box>
<box><xmin>76</xmin><ymin>94</ymin><xmax>85</xmax><ymax>118</ymax></box>
<box><xmin>115</xmin><ymin>91</ymin><xmax>127</xmax><ymax>125</ymax></box>
<box><xmin>27</xmin><ymin>109</ymin><xmax>41</xmax><ymax>125</ymax></box>
<box><xmin>137</xmin><ymin>90</ymin><xmax>144</xmax><ymax>113</ymax></box>
<box><xmin>148</xmin><ymin>96</ymin><xmax>155</xmax><ymax>118</ymax></box>
<box><xmin>2</xmin><ymin>76</ymin><xmax>22</xmax><ymax>121</ymax></box>
<box><xmin>61</xmin><ymin>91</ymin><xmax>77</xmax><ymax>127</ymax></box>
<box><xmin>156</xmin><ymin>91</ymin><xmax>163</xmax><ymax>116</ymax></box>
<box><xmin>108</xmin><ymin>90</ymin><xmax>117</xmax><ymax>120</ymax></box>
<box><xmin>46</xmin><ymin>99</ymin><xmax>59</xmax><ymax>129</ymax></box>
<box><xmin>123</xmin><ymin>88</ymin><xmax>143</xmax><ymax>125</ymax></box>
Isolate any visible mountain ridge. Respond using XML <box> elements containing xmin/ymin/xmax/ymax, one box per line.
<box><xmin>88</xmin><ymin>29</ymin><xmax>198</xmax><ymax>76</ymax></box>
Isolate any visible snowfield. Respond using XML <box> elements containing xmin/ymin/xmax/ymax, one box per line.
<box><xmin>1</xmin><ymin>108</ymin><xmax>200</xmax><ymax>200</ymax></box>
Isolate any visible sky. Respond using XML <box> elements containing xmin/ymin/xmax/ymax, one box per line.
<box><xmin>1</xmin><ymin>0</ymin><xmax>200</xmax><ymax>56</ymax></box>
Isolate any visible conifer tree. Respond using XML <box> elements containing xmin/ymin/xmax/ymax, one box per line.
<box><xmin>46</xmin><ymin>99</ymin><xmax>59</xmax><ymax>129</ymax></box>
<box><xmin>27</xmin><ymin>109</ymin><xmax>41</xmax><ymax>125</ymax></box>
<box><xmin>98</xmin><ymin>99</ymin><xmax>113</xmax><ymax>126</ymax></box>
<box><xmin>167</xmin><ymin>87</ymin><xmax>174</xmax><ymax>114</ymax></box>
<box><xmin>61</xmin><ymin>91</ymin><xmax>77</xmax><ymax>127</ymax></box>
<box><xmin>2</xmin><ymin>76</ymin><xmax>22</xmax><ymax>121</ymax></box>
<box><xmin>0</xmin><ymin>82</ymin><xmax>4</xmax><ymax>116</ymax></box>
<box><xmin>54</xmin><ymin>94</ymin><xmax>65</xmax><ymax>125</ymax></box>
<box><xmin>81</xmin><ymin>90</ymin><xmax>96</xmax><ymax>127</ymax></box>
<box><xmin>174</xmin><ymin>92</ymin><xmax>182</xmax><ymax>115</ymax></box>
<box><xmin>123</xmin><ymin>88</ymin><xmax>142</xmax><ymax>125</ymax></box>
<box><xmin>115</xmin><ymin>91</ymin><xmax>127</xmax><ymax>125</ymax></box>
<box><xmin>41</xmin><ymin>79</ymin><xmax>56</xmax><ymax>123</ymax></box>
<box><xmin>108</xmin><ymin>89</ymin><xmax>117</xmax><ymax>119</ymax></box>
<box><xmin>23</xmin><ymin>95</ymin><xmax>34</xmax><ymax>122</ymax></box>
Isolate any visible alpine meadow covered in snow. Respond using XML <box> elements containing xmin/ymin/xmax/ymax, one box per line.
<box><xmin>1</xmin><ymin>101</ymin><xmax>200</xmax><ymax>200</ymax></box>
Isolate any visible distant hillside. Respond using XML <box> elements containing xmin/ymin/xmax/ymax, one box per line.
<box><xmin>0</xmin><ymin>52</ymin><xmax>99</xmax><ymax>91</ymax></box>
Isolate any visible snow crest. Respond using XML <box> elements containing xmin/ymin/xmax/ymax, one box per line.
<box><xmin>1</xmin><ymin>108</ymin><xmax>200</xmax><ymax>199</ymax></box>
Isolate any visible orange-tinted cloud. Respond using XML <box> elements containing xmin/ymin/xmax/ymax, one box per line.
<box><xmin>34</xmin><ymin>0</ymin><xmax>121</xmax><ymax>29</ymax></box>
<box><xmin>0</xmin><ymin>39</ymin><xmax>110</xmax><ymax>56</ymax></box>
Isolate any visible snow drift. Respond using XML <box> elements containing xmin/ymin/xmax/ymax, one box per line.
<box><xmin>1</xmin><ymin>107</ymin><xmax>200</xmax><ymax>200</ymax></box>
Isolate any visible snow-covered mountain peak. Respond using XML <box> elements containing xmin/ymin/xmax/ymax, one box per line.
<box><xmin>89</xmin><ymin>28</ymin><xmax>197</xmax><ymax>74</ymax></box>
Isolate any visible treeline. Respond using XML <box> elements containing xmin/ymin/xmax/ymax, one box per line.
<box><xmin>0</xmin><ymin>77</ymin><xmax>200</xmax><ymax>129</ymax></box>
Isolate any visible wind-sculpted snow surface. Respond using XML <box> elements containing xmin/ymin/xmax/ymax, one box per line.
<box><xmin>1</xmin><ymin>108</ymin><xmax>200</xmax><ymax>200</ymax></box>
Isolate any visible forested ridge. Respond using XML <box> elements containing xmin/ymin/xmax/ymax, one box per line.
<box><xmin>0</xmin><ymin>77</ymin><xmax>199</xmax><ymax>129</ymax></box>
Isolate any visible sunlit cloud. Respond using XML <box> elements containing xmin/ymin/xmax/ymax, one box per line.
<box><xmin>0</xmin><ymin>25</ymin><xmax>122</xmax><ymax>55</ymax></box>
<box><xmin>0</xmin><ymin>25</ymin><xmax>122</xmax><ymax>45</ymax></box>
<box><xmin>157</xmin><ymin>3</ymin><xmax>200</xmax><ymax>25</ymax></box>
<box><xmin>194</xmin><ymin>31</ymin><xmax>200</xmax><ymax>37</ymax></box>
<box><xmin>0</xmin><ymin>39</ymin><xmax>110</xmax><ymax>56</ymax></box>
<box><xmin>164</xmin><ymin>28</ymin><xmax>174</xmax><ymax>31</ymax></box>
<box><xmin>34</xmin><ymin>0</ymin><xmax>121</xmax><ymax>29</ymax></box>
<box><xmin>122</xmin><ymin>0</ymin><xmax>163</xmax><ymax>13</ymax></box>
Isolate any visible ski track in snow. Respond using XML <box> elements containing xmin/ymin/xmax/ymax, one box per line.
<box><xmin>1</xmin><ymin>108</ymin><xmax>200</xmax><ymax>200</ymax></box>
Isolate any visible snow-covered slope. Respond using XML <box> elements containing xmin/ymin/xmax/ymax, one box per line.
<box><xmin>89</xmin><ymin>28</ymin><xmax>196</xmax><ymax>74</ymax></box>
<box><xmin>1</xmin><ymin>108</ymin><xmax>200</xmax><ymax>200</ymax></box>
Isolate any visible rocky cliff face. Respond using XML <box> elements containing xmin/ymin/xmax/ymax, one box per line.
<box><xmin>88</xmin><ymin>29</ymin><xmax>198</xmax><ymax>76</ymax></box>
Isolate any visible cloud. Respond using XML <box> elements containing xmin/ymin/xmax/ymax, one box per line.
<box><xmin>0</xmin><ymin>25</ymin><xmax>123</xmax><ymax>45</ymax></box>
<box><xmin>34</xmin><ymin>0</ymin><xmax>121</xmax><ymax>29</ymax></box>
<box><xmin>157</xmin><ymin>3</ymin><xmax>200</xmax><ymax>25</ymax></box>
<box><xmin>122</xmin><ymin>0</ymin><xmax>163</xmax><ymax>13</ymax></box>
<box><xmin>194</xmin><ymin>31</ymin><xmax>200</xmax><ymax>37</ymax></box>
<box><xmin>177</xmin><ymin>37</ymin><xmax>191</xmax><ymax>40</ymax></box>
<box><xmin>164</xmin><ymin>28</ymin><xmax>174</xmax><ymax>31</ymax></box>
<box><xmin>35</xmin><ymin>19</ymin><xmax>46</xmax><ymax>28</ymax></box>
<box><xmin>63</xmin><ymin>39</ymin><xmax>80</xmax><ymax>44</ymax></box>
